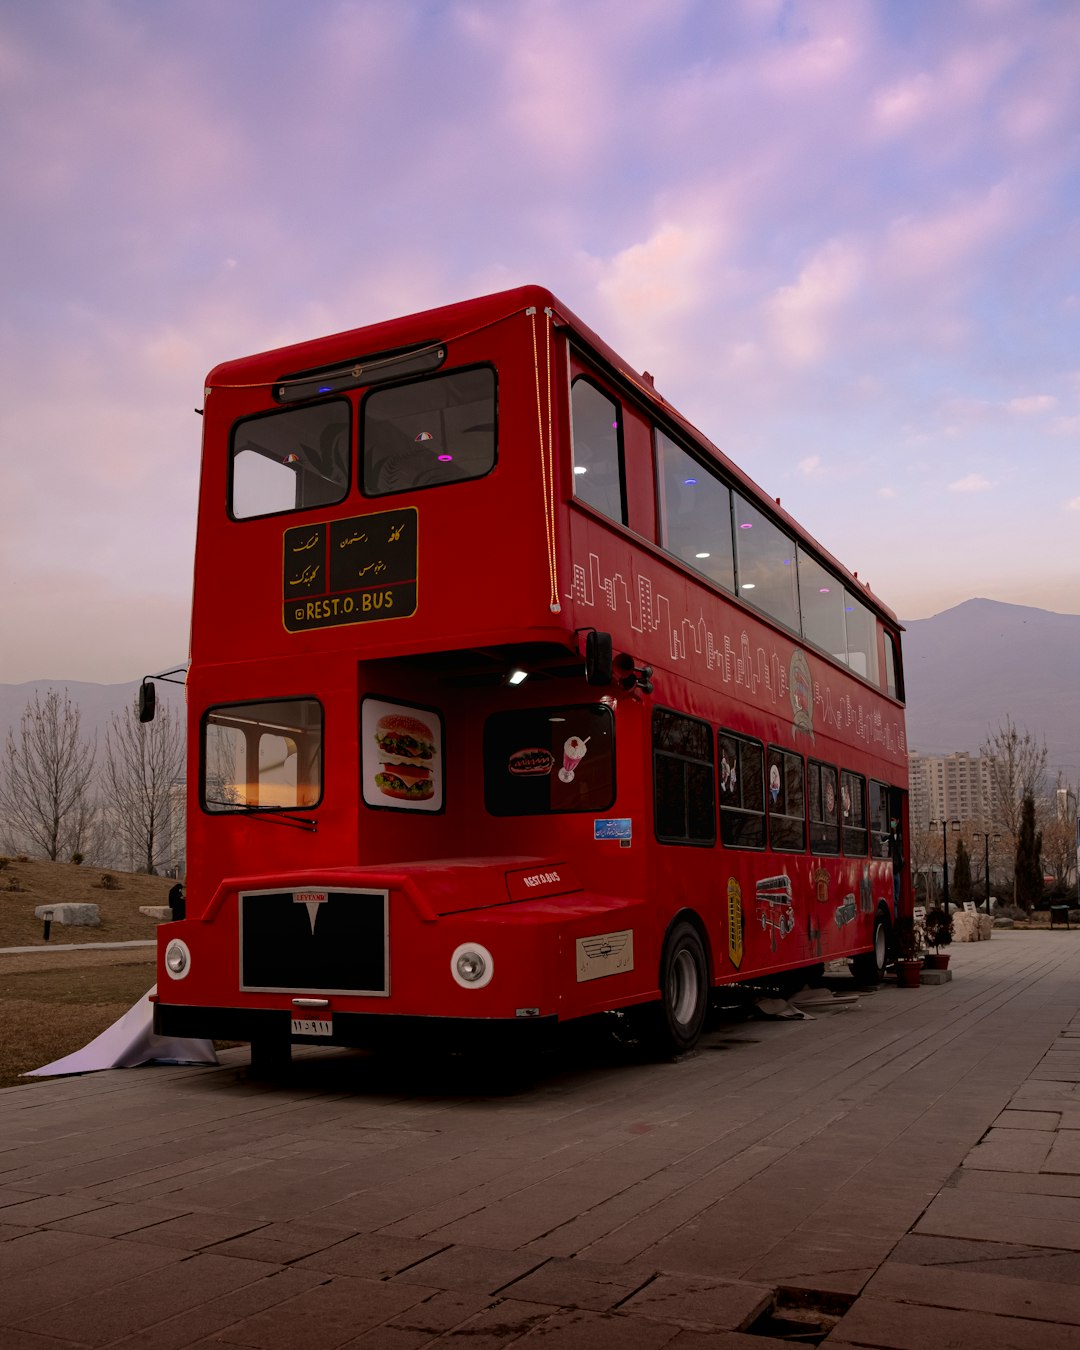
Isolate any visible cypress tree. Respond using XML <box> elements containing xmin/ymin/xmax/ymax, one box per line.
<box><xmin>953</xmin><ymin>839</ymin><xmax>972</xmax><ymax>906</ymax></box>
<box><xmin>1014</xmin><ymin>794</ymin><xmax>1043</xmax><ymax>912</ymax></box>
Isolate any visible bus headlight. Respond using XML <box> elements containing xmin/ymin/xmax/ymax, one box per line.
<box><xmin>451</xmin><ymin>942</ymin><xmax>494</xmax><ymax>989</ymax></box>
<box><xmin>164</xmin><ymin>939</ymin><xmax>191</xmax><ymax>980</ymax></box>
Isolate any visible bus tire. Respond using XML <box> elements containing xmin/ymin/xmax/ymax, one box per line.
<box><xmin>656</xmin><ymin>920</ymin><xmax>709</xmax><ymax>1055</ymax></box>
<box><xmin>850</xmin><ymin>909</ymin><xmax>890</xmax><ymax>985</ymax></box>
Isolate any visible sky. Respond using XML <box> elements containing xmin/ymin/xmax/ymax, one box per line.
<box><xmin>3</xmin><ymin>0</ymin><xmax>1079</xmax><ymax>683</ymax></box>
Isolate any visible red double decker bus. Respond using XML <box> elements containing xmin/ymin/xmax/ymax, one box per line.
<box><xmin>151</xmin><ymin>285</ymin><xmax>910</xmax><ymax>1070</ymax></box>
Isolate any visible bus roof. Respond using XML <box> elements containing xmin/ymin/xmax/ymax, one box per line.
<box><xmin>206</xmin><ymin>283</ymin><xmax>899</xmax><ymax>627</ymax></box>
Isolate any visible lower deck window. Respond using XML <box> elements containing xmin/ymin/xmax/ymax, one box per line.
<box><xmin>809</xmin><ymin>760</ymin><xmax>840</xmax><ymax>855</ymax></box>
<box><xmin>653</xmin><ymin>708</ymin><xmax>715</xmax><ymax>845</ymax></box>
<box><xmin>484</xmin><ymin>704</ymin><xmax>615</xmax><ymax>815</ymax></box>
<box><xmin>767</xmin><ymin>747</ymin><xmax>805</xmax><ymax>852</ymax></box>
<box><xmin>841</xmin><ymin>770</ymin><xmax>868</xmax><ymax>855</ymax></box>
<box><xmin>202</xmin><ymin>698</ymin><xmax>322</xmax><ymax>812</ymax></box>
<box><xmin>719</xmin><ymin>730</ymin><xmax>765</xmax><ymax>848</ymax></box>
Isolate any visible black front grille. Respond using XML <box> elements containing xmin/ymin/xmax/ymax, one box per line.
<box><xmin>240</xmin><ymin>888</ymin><xmax>388</xmax><ymax>995</ymax></box>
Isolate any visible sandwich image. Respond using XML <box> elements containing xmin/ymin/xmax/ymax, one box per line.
<box><xmin>372</xmin><ymin>711</ymin><xmax>436</xmax><ymax>801</ymax></box>
<box><xmin>373</xmin><ymin>713</ymin><xmax>435</xmax><ymax>762</ymax></box>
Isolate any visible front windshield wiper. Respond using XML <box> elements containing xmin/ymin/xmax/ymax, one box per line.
<box><xmin>204</xmin><ymin>801</ymin><xmax>318</xmax><ymax>833</ymax></box>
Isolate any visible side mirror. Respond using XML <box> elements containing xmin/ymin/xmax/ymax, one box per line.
<box><xmin>138</xmin><ymin>681</ymin><xmax>157</xmax><ymax>724</ymax></box>
<box><xmin>584</xmin><ymin>631</ymin><xmax>613</xmax><ymax>685</ymax></box>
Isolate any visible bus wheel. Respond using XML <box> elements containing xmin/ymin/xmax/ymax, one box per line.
<box><xmin>850</xmin><ymin>910</ymin><xmax>890</xmax><ymax>985</ymax></box>
<box><xmin>657</xmin><ymin>921</ymin><xmax>709</xmax><ymax>1055</ymax></box>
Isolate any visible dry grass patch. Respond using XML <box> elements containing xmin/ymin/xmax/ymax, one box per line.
<box><xmin>0</xmin><ymin>856</ymin><xmax>173</xmax><ymax>948</ymax></box>
<box><xmin>0</xmin><ymin>949</ymin><xmax>156</xmax><ymax>1089</ymax></box>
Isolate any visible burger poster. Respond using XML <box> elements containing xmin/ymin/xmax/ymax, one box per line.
<box><xmin>361</xmin><ymin>698</ymin><xmax>443</xmax><ymax>812</ymax></box>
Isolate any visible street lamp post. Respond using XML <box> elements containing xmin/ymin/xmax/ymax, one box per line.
<box><xmin>974</xmin><ymin>830</ymin><xmax>1001</xmax><ymax>915</ymax></box>
<box><xmin>933</xmin><ymin>820</ymin><xmax>960</xmax><ymax>919</ymax></box>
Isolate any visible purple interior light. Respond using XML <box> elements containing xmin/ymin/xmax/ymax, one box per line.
<box><xmin>437</xmin><ymin>454</ymin><xmax>453</xmax><ymax>462</ymax></box>
<box><xmin>740</xmin><ymin>522</ymin><xmax>752</xmax><ymax>529</ymax></box>
<box><xmin>684</xmin><ymin>477</ymin><xmax>698</xmax><ymax>486</ymax></box>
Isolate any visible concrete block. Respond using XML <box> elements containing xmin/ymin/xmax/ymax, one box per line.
<box><xmin>952</xmin><ymin>911</ymin><xmax>991</xmax><ymax>941</ymax></box>
<box><xmin>921</xmin><ymin>968</ymin><xmax>953</xmax><ymax>985</ymax></box>
<box><xmin>33</xmin><ymin>902</ymin><xmax>100</xmax><ymax>926</ymax></box>
<box><xmin>138</xmin><ymin>905</ymin><xmax>171</xmax><ymax>919</ymax></box>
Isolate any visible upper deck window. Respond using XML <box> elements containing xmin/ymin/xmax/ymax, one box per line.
<box><xmin>797</xmin><ymin>547</ymin><xmax>846</xmax><ymax>662</ymax></box>
<box><xmin>202</xmin><ymin>698</ymin><xmax>322</xmax><ymax>813</ymax></box>
<box><xmin>571</xmin><ymin>377</ymin><xmax>626</xmax><ymax>525</ymax></box>
<box><xmin>883</xmin><ymin>629</ymin><xmax>904</xmax><ymax>701</ymax></box>
<box><xmin>657</xmin><ymin>431</ymin><xmax>735</xmax><ymax>593</ymax></box>
<box><xmin>844</xmin><ymin>594</ymin><xmax>880</xmax><ymax>683</ymax></box>
<box><xmin>230</xmin><ymin>402</ymin><xmax>349</xmax><ymax>520</ymax></box>
<box><xmin>362</xmin><ymin>366</ymin><xmax>496</xmax><ymax>496</ymax></box>
<box><xmin>734</xmin><ymin>495</ymin><xmax>799</xmax><ymax>632</ymax></box>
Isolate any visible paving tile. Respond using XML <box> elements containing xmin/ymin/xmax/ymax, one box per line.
<box><xmin>0</xmin><ymin>1193</ymin><xmax>111</xmax><ymax>1228</ymax></box>
<box><xmin>620</xmin><ymin>1272</ymin><xmax>773</xmax><ymax>1331</ymax></box>
<box><xmin>867</xmin><ymin>1260</ymin><xmax>1080</xmax><ymax>1323</ymax></box>
<box><xmin>210</xmin><ymin>1218</ymin><xmax>359</xmax><ymax>1265</ymax></box>
<box><xmin>212</xmin><ymin>1273</ymin><xmax>436</xmax><ymax>1350</ymax></box>
<box><xmin>962</xmin><ymin>1127</ymin><xmax>1053</xmax><ymax>1172</ymax></box>
<box><xmin>393</xmin><ymin>1296</ymin><xmax>555</xmax><ymax>1350</ymax></box>
<box><xmin>296</xmin><ymin>1233</ymin><xmax>449</xmax><ymax>1279</ymax></box>
<box><xmin>47</xmin><ymin>1202</ymin><xmax>194</xmax><ymax>1239</ymax></box>
<box><xmin>993</xmin><ymin>1109</ymin><xmax>1061</xmax><ymax>1130</ymax></box>
<box><xmin>890</xmin><ymin>1233</ymin><xmax>1044</xmax><ymax>1266</ymax></box>
<box><xmin>0</xmin><ymin>1227</ymin><xmax>107</xmax><ymax>1277</ymax></box>
<box><xmin>394</xmin><ymin>1244</ymin><xmax>548</xmax><ymax>1295</ymax></box>
<box><xmin>501</xmin><ymin>1256</ymin><xmax>656</xmax><ymax>1311</ymax></box>
<box><xmin>827</xmin><ymin>1293</ymin><xmax>1080</xmax><ymax>1349</ymax></box>
<box><xmin>1044</xmin><ymin>1131</ymin><xmax>1080</xmax><ymax>1175</ymax></box>
<box><xmin>916</xmin><ymin>1188</ymin><xmax>1080</xmax><ymax>1252</ymax></box>
<box><xmin>515</xmin><ymin>1307</ymin><xmax>681</xmax><ymax>1348</ymax></box>
<box><xmin>954</xmin><ymin>1167</ymin><xmax>1080</xmax><ymax>1198</ymax></box>
<box><xmin>16</xmin><ymin>1251</ymin><xmax>283</xmax><ymax>1345</ymax></box>
<box><xmin>0</xmin><ymin>1237</ymin><xmax>186</xmax><ymax>1326</ymax></box>
<box><xmin>122</xmin><ymin>1212</ymin><xmax>268</xmax><ymax>1252</ymax></box>
<box><xmin>101</xmin><ymin>1268</ymin><xmax>328</xmax><ymax>1350</ymax></box>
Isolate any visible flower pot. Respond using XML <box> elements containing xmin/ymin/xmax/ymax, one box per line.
<box><xmin>924</xmin><ymin>952</ymin><xmax>950</xmax><ymax>971</ymax></box>
<box><xmin>896</xmin><ymin>958</ymin><xmax>922</xmax><ymax>988</ymax></box>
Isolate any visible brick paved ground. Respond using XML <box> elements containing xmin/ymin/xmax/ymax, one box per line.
<box><xmin>2</xmin><ymin>930</ymin><xmax>1080</xmax><ymax>1347</ymax></box>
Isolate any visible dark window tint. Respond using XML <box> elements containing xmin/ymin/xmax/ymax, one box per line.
<box><xmin>808</xmin><ymin>760</ymin><xmax>840</xmax><ymax>855</ymax></box>
<box><xmin>484</xmin><ymin>704</ymin><xmax>614</xmax><ymax>816</ymax></box>
<box><xmin>653</xmin><ymin>708</ymin><xmax>715</xmax><ymax>845</ymax></box>
<box><xmin>841</xmin><ymin>770</ymin><xmax>868</xmax><ymax>855</ymax></box>
<box><xmin>869</xmin><ymin>779</ymin><xmax>891</xmax><ymax>859</ymax></box>
<box><xmin>571</xmin><ymin>378</ymin><xmax>625</xmax><ymax>524</ymax></box>
<box><xmin>230</xmin><ymin>402</ymin><xmax>349</xmax><ymax>519</ymax></box>
<box><xmin>767</xmin><ymin>747</ymin><xmax>805</xmax><ymax>852</ymax></box>
<box><xmin>718</xmin><ymin>730</ymin><xmax>765</xmax><ymax>848</ymax></box>
<box><xmin>363</xmin><ymin>367</ymin><xmax>496</xmax><ymax>496</ymax></box>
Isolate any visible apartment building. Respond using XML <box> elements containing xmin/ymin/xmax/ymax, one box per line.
<box><xmin>908</xmin><ymin>750</ymin><xmax>999</xmax><ymax>828</ymax></box>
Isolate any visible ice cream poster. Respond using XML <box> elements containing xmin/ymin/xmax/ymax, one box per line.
<box><xmin>361</xmin><ymin>697</ymin><xmax>443</xmax><ymax>812</ymax></box>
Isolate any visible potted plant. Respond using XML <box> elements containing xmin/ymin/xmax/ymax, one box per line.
<box><xmin>893</xmin><ymin>915</ymin><xmax>923</xmax><ymax>988</ymax></box>
<box><xmin>923</xmin><ymin>908</ymin><xmax>952</xmax><ymax>970</ymax></box>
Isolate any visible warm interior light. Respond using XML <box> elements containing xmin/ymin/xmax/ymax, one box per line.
<box><xmin>507</xmin><ymin>669</ymin><xmax>528</xmax><ymax>686</ymax></box>
<box><xmin>695</xmin><ymin>552</ymin><xmax>710</xmax><ymax>559</ymax></box>
<box><xmin>573</xmin><ymin>465</ymin><xmax>588</xmax><ymax>475</ymax></box>
<box><xmin>742</xmin><ymin>582</ymin><xmax>756</xmax><ymax>590</ymax></box>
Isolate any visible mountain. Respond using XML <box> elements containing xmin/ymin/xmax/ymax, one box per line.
<box><xmin>901</xmin><ymin>598</ymin><xmax>1080</xmax><ymax>778</ymax></box>
<box><xmin>2</xmin><ymin>597</ymin><xmax>1078</xmax><ymax>784</ymax></box>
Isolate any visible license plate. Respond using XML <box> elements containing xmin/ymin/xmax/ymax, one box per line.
<box><xmin>291</xmin><ymin>1017</ymin><xmax>332</xmax><ymax>1038</ymax></box>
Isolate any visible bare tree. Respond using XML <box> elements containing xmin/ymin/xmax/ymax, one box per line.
<box><xmin>980</xmin><ymin>717</ymin><xmax>1049</xmax><ymax>841</ymax></box>
<box><xmin>0</xmin><ymin>689</ymin><xmax>97</xmax><ymax>860</ymax></box>
<box><xmin>103</xmin><ymin>697</ymin><xmax>185</xmax><ymax>874</ymax></box>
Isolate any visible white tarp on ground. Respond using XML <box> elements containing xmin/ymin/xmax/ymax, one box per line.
<box><xmin>23</xmin><ymin>986</ymin><xmax>218</xmax><ymax>1077</ymax></box>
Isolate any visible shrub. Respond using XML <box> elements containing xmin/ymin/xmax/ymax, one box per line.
<box><xmin>0</xmin><ymin>857</ymin><xmax>9</xmax><ymax>871</ymax></box>
<box><xmin>70</xmin><ymin>852</ymin><xmax>84</xmax><ymax>865</ymax></box>
<box><xmin>96</xmin><ymin>873</ymin><xmax>121</xmax><ymax>891</ymax></box>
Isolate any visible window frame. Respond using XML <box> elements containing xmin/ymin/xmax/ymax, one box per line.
<box><xmin>228</xmin><ymin>399</ymin><xmax>351</xmax><ymax>522</ymax></box>
<box><xmin>718</xmin><ymin>729</ymin><xmax>766</xmax><ymax>850</ymax></box>
<box><xmin>570</xmin><ymin>373</ymin><xmax>627</xmax><ymax>526</ymax></box>
<box><xmin>767</xmin><ymin>745</ymin><xmax>806</xmax><ymax>853</ymax></box>
<box><xmin>808</xmin><ymin>759</ymin><xmax>841</xmax><ymax>856</ymax></box>
<box><xmin>483</xmin><ymin>702</ymin><xmax>616</xmax><ymax>818</ymax></box>
<box><xmin>200</xmin><ymin>696</ymin><xmax>324</xmax><ymax>814</ymax></box>
<box><xmin>652</xmin><ymin>707</ymin><xmax>716</xmax><ymax>847</ymax></box>
<box><xmin>840</xmin><ymin>769</ymin><xmax>869</xmax><ymax>856</ymax></box>
<box><xmin>360</xmin><ymin>362</ymin><xmax>498</xmax><ymax>498</ymax></box>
